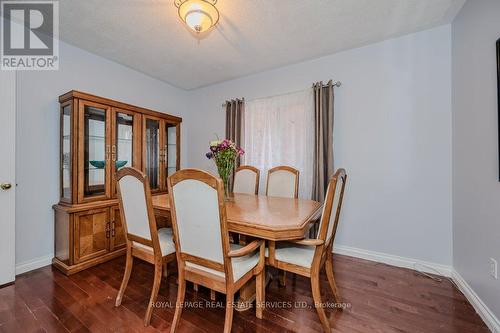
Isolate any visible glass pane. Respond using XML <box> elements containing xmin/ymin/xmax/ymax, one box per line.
<box><xmin>145</xmin><ymin>118</ymin><xmax>160</xmax><ymax>189</ymax></box>
<box><xmin>166</xmin><ymin>125</ymin><xmax>177</xmax><ymax>177</ymax></box>
<box><xmin>62</xmin><ymin>105</ymin><xmax>71</xmax><ymax>199</ymax></box>
<box><xmin>115</xmin><ymin>113</ymin><xmax>133</xmax><ymax>173</ymax></box>
<box><xmin>84</xmin><ymin>106</ymin><xmax>106</xmax><ymax>197</ymax></box>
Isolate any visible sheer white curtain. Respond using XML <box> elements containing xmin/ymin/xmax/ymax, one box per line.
<box><xmin>243</xmin><ymin>89</ymin><xmax>314</xmax><ymax>199</ymax></box>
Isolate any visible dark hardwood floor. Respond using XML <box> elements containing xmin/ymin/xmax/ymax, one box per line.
<box><xmin>0</xmin><ymin>254</ymin><xmax>489</xmax><ymax>333</ymax></box>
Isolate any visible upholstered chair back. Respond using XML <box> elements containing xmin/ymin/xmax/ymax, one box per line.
<box><xmin>233</xmin><ymin>166</ymin><xmax>260</xmax><ymax>195</ymax></box>
<box><xmin>317</xmin><ymin>169</ymin><xmax>347</xmax><ymax>247</ymax></box>
<box><xmin>117</xmin><ymin>168</ymin><xmax>156</xmax><ymax>242</ymax></box>
<box><xmin>168</xmin><ymin>169</ymin><xmax>230</xmax><ymax>268</ymax></box>
<box><xmin>266</xmin><ymin>166</ymin><xmax>299</xmax><ymax>198</ymax></box>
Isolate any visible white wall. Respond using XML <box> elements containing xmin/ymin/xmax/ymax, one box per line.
<box><xmin>15</xmin><ymin>40</ymin><xmax>190</xmax><ymax>267</ymax></box>
<box><xmin>188</xmin><ymin>26</ymin><xmax>453</xmax><ymax>265</ymax></box>
<box><xmin>452</xmin><ymin>0</ymin><xmax>500</xmax><ymax>319</ymax></box>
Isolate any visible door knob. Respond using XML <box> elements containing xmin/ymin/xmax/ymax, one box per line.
<box><xmin>1</xmin><ymin>183</ymin><xmax>12</xmax><ymax>191</ymax></box>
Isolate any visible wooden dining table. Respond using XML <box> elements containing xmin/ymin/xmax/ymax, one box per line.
<box><xmin>152</xmin><ymin>192</ymin><xmax>322</xmax><ymax>310</ymax></box>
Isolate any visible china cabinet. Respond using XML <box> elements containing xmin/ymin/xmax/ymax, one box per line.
<box><xmin>53</xmin><ymin>91</ymin><xmax>181</xmax><ymax>275</ymax></box>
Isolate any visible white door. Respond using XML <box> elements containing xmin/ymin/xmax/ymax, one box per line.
<box><xmin>0</xmin><ymin>71</ymin><xmax>16</xmax><ymax>285</ymax></box>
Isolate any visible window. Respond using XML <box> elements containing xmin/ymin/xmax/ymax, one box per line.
<box><xmin>243</xmin><ymin>89</ymin><xmax>314</xmax><ymax>198</ymax></box>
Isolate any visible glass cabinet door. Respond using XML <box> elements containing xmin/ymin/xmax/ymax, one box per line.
<box><xmin>111</xmin><ymin>110</ymin><xmax>140</xmax><ymax>196</ymax></box>
<box><xmin>78</xmin><ymin>101</ymin><xmax>111</xmax><ymax>202</ymax></box>
<box><xmin>165</xmin><ymin>123</ymin><xmax>179</xmax><ymax>178</ymax></box>
<box><xmin>115</xmin><ymin>113</ymin><xmax>134</xmax><ymax>169</ymax></box>
<box><xmin>144</xmin><ymin>116</ymin><xmax>161</xmax><ymax>191</ymax></box>
<box><xmin>60</xmin><ymin>102</ymin><xmax>72</xmax><ymax>202</ymax></box>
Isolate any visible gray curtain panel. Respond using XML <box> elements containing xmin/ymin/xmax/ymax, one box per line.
<box><xmin>310</xmin><ymin>81</ymin><xmax>334</xmax><ymax>237</ymax></box>
<box><xmin>225</xmin><ymin>98</ymin><xmax>245</xmax><ymax>167</ymax></box>
<box><xmin>312</xmin><ymin>80</ymin><xmax>335</xmax><ymax>202</ymax></box>
<box><xmin>225</xmin><ymin>98</ymin><xmax>244</xmax><ymax>243</ymax></box>
<box><xmin>225</xmin><ymin>98</ymin><xmax>245</xmax><ymax>192</ymax></box>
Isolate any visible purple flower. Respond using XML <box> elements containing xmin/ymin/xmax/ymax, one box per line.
<box><xmin>205</xmin><ymin>138</ymin><xmax>244</xmax><ymax>160</ymax></box>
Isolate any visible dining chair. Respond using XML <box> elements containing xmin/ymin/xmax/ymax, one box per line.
<box><xmin>230</xmin><ymin>165</ymin><xmax>260</xmax><ymax>246</ymax></box>
<box><xmin>266</xmin><ymin>168</ymin><xmax>347</xmax><ymax>333</ymax></box>
<box><xmin>233</xmin><ymin>165</ymin><xmax>260</xmax><ymax>195</ymax></box>
<box><xmin>167</xmin><ymin>169</ymin><xmax>266</xmax><ymax>333</ymax></box>
<box><xmin>114</xmin><ymin>167</ymin><xmax>176</xmax><ymax>326</ymax></box>
<box><xmin>266</xmin><ymin>165</ymin><xmax>299</xmax><ymax>285</ymax></box>
<box><xmin>266</xmin><ymin>166</ymin><xmax>299</xmax><ymax>199</ymax></box>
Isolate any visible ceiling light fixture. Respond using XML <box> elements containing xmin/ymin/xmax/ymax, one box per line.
<box><xmin>174</xmin><ymin>0</ymin><xmax>219</xmax><ymax>34</ymax></box>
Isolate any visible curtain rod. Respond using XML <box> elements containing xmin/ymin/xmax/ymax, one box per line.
<box><xmin>221</xmin><ymin>81</ymin><xmax>341</xmax><ymax>107</ymax></box>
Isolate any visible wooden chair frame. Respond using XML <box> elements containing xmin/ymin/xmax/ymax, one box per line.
<box><xmin>167</xmin><ymin>169</ymin><xmax>266</xmax><ymax>333</ymax></box>
<box><xmin>114</xmin><ymin>167</ymin><xmax>176</xmax><ymax>326</ymax></box>
<box><xmin>234</xmin><ymin>165</ymin><xmax>260</xmax><ymax>195</ymax></box>
<box><xmin>232</xmin><ymin>165</ymin><xmax>260</xmax><ymax>245</ymax></box>
<box><xmin>265</xmin><ymin>165</ymin><xmax>299</xmax><ymax>198</ymax></box>
<box><xmin>265</xmin><ymin>165</ymin><xmax>300</xmax><ymax>286</ymax></box>
<box><xmin>267</xmin><ymin>168</ymin><xmax>347</xmax><ymax>333</ymax></box>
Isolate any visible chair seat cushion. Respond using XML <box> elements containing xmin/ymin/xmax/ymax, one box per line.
<box><xmin>186</xmin><ymin>244</ymin><xmax>259</xmax><ymax>281</ymax></box>
<box><xmin>133</xmin><ymin>228</ymin><xmax>176</xmax><ymax>256</ymax></box>
<box><xmin>266</xmin><ymin>242</ymin><xmax>316</xmax><ymax>268</ymax></box>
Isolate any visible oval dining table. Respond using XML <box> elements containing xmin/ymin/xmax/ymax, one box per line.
<box><xmin>152</xmin><ymin>192</ymin><xmax>322</xmax><ymax>310</ymax></box>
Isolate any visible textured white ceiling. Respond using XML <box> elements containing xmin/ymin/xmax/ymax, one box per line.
<box><xmin>59</xmin><ymin>0</ymin><xmax>465</xmax><ymax>89</ymax></box>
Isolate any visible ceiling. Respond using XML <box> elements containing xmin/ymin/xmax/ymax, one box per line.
<box><xmin>59</xmin><ymin>0</ymin><xmax>466</xmax><ymax>90</ymax></box>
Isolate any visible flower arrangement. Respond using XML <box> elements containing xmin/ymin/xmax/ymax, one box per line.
<box><xmin>206</xmin><ymin>139</ymin><xmax>244</xmax><ymax>199</ymax></box>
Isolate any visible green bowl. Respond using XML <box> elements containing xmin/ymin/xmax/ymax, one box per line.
<box><xmin>89</xmin><ymin>160</ymin><xmax>128</xmax><ymax>169</ymax></box>
<box><xmin>89</xmin><ymin>160</ymin><xmax>105</xmax><ymax>169</ymax></box>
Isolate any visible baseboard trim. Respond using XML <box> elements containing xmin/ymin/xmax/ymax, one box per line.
<box><xmin>451</xmin><ymin>270</ymin><xmax>500</xmax><ymax>333</ymax></box>
<box><xmin>15</xmin><ymin>255</ymin><xmax>52</xmax><ymax>275</ymax></box>
<box><xmin>333</xmin><ymin>244</ymin><xmax>452</xmax><ymax>277</ymax></box>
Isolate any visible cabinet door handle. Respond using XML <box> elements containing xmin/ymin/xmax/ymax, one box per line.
<box><xmin>106</xmin><ymin>145</ymin><xmax>111</xmax><ymax>161</ymax></box>
<box><xmin>111</xmin><ymin>145</ymin><xmax>116</xmax><ymax>162</ymax></box>
<box><xmin>105</xmin><ymin>222</ymin><xmax>110</xmax><ymax>238</ymax></box>
<box><xmin>111</xmin><ymin>221</ymin><xmax>116</xmax><ymax>237</ymax></box>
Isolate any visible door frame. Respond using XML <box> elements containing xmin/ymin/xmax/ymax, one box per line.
<box><xmin>0</xmin><ymin>70</ymin><xmax>16</xmax><ymax>285</ymax></box>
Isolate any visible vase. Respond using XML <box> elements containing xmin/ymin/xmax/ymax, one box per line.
<box><xmin>216</xmin><ymin>161</ymin><xmax>234</xmax><ymax>201</ymax></box>
<box><xmin>222</xmin><ymin>176</ymin><xmax>232</xmax><ymax>201</ymax></box>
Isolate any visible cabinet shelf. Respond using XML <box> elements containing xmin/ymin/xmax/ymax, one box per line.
<box><xmin>63</xmin><ymin>135</ymin><xmax>132</xmax><ymax>142</ymax></box>
<box><xmin>85</xmin><ymin>135</ymin><xmax>105</xmax><ymax>140</ymax></box>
